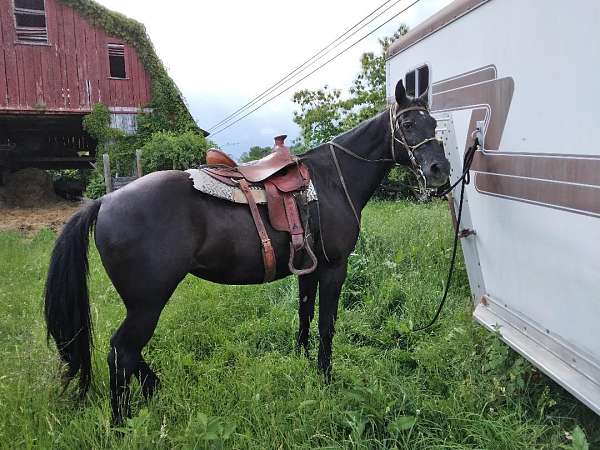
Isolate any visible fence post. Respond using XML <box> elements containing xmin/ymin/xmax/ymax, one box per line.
<box><xmin>103</xmin><ymin>153</ymin><xmax>112</xmax><ymax>193</ymax></box>
<box><xmin>135</xmin><ymin>149</ymin><xmax>143</xmax><ymax>178</ymax></box>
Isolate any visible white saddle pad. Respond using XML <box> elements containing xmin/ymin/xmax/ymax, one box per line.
<box><xmin>186</xmin><ymin>169</ymin><xmax>318</xmax><ymax>205</ymax></box>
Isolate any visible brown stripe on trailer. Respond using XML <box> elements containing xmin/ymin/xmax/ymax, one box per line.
<box><xmin>432</xmin><ymin>65</ymin><xmax>496</xmax><ymax>94</ymax></box>
<box><xmin>471</xmin><ymin>151</ymin><xmax>600</xmax><ymax>187</ymax></box>
<box><xmin>474</xmin><ymin>172</ymin><xmax>600</xmax><ymax>218</ymax></box>
<box><xmin>428</xmin><ymin>64</ymin><xmax>600</xmax><ymax>218</ymax></box>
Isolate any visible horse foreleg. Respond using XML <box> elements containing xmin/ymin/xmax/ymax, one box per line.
<box><xmin>317</xmin><ymin>263</ymin><xmax>347</xmax><ymax>380</ymax></box>
<box><xmin>297</xmin><ymin>272</ymin><xmax>318</xmax><ymax>357</ymax></box>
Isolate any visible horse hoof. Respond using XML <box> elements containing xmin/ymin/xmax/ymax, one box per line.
<box><xmin>318</xmin><ymin>364</ymin><xmax>332</xmax><ymax>384</ymax></box>
<box><xmin>295</xmin><ymin>345</ymin><xmax>310</xmax><ymax>359</ymax></box>
<box><xmin>141</xmin><ymin>376</ymin><xmax>161</xmax><ymax>400</ymax></box>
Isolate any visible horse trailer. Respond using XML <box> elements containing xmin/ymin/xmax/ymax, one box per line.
<box><xmin>386</xmin><ymin>0</ymin><xmax>600</xmax><ymax>414</ymax></box>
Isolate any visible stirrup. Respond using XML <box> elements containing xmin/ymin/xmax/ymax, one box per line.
<box><xmin>288</xmin><ymin>242</ymin><xmax>318</xmax><ymax>276</ymax></box>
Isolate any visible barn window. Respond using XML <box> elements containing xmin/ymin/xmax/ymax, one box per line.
<box><xmin>108</xmin><ymin>44</ymin><xmax>126</xmax><ymax>79</ymax></box>
<box><xmin>405</xmin><ymin>64</ymin><xmax>430</xmax><ymax>98</ymax></box>
<box><xmin>14</xmin><ymin>0</ymin><xmax>48</xmax><ymax>44</ymax></box>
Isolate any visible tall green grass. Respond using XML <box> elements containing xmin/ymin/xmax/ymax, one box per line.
<box><xmin>0</xmin><ymin>200</ymin><xmax>597</xmax><ymax>449</ymax></box>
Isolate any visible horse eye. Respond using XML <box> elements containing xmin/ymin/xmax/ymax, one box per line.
<box><xmin>402</xmin><ymin>121</ymin><xmax>414</xmax><ymax>130</ymax></box>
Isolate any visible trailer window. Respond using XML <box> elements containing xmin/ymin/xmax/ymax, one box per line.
<box><xmin>14</xmin><ymin>0</ymin><xmax>48</xmax><ymax>44</ymax></box>
<box><xmin>108</xmin><ymin>44</ymin><xmax>126</xmax><ymax>79</ymax></box>
<box><xmin>405</xmin><ymin>64</ymin><xmax>430</xmax><ymax>98</ymax></box>
<box><xmin>405</xmin><ymin>71</ymin><xmax>416</xmax><ymax>97</ymax></box>
<box><xmin>417</xmin><ymin>65</ymin><xmax>429</xmax><ymax>96</ymax></box>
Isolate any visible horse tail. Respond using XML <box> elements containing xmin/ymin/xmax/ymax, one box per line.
<box><xmin>44</xmin><ymin>199</ymin><xmax>102</xmax><ymax>397</ymax></box>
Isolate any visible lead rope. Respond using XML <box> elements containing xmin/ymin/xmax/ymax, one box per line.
<box><xmin>410</xmin><ymin>138</ymin><xmax>478</xmax><ymax>332</ymax></box>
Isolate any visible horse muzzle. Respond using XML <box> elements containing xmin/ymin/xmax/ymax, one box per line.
<box><xmin>423</xmin><ymin>157</ymin><xmax>450</xmax><ymax>187</ymax></box>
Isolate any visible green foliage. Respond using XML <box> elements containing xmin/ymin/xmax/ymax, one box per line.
<box><xmin>82</xmin><ymin>103</ymin><xmax>122</xmax><ymax>143</ymax></box>
<box><xmin>49</xmin><ymin>169</ymin><xmax>89</xmax><ymax>184</ymax></box>
<box><xmin>141</xmin><ymin>130</ymin><xmax>209</xmax><ymax>172</ymax></box>
<box><xmin>58</xmin><ymin>0</ymin><xmax>197</xmax><ymax>133</ymax></box>
<box><xmin>563</xmin><ymin>426</ymin><xmax>590</xmax><ymax>450</ymax></box>
<box><xmin>292</xmin><ymin>87</ymin><xmax>346</xmax><ymax>149</ymax></box>
<box><xmin>83</xmin><ymin>112</ymin><xmax>211</xmax><ymax>199</ymax></box>
<box><xmin>239</xmin><ymin>145</ymin><xmax>272</xmax><ymax>163</ymax></box>
<box><xmin>1</xmin><ymin>202</ymin><xmax>599</xmax><ymax>448</ymax></box>
<box><xmin>84</xmin><ymin>171</ymin><xmax>106</xmax><ymax>200</ymax></box>
<box><xmin>378</xmin><ymin>167</ymin><xmax>419</xmax><ymax>199</ymax></box>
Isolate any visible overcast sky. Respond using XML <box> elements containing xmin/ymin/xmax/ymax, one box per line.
<box><xmin>96</xmin><ymin>0</ymin><xmax>452</xmax><ymax>157</ymax></box>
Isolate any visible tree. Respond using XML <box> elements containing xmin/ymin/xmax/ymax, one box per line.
<box><xmin>83</xmin><ymin>103</ymin><xmax>211</xmax><ymax>198</ymax></box>
<box><xmin>141</xmin><ymin>130</ymin><xmax>210</xmax><ymax>172</ymax></box>
<box><xmin>292</xmin><ymin>25</ymin><xmax>408</xmax><ymax>149</ymax></box>
<box><xmin>239</xmin><ymin>145</ymin><xmax>272</xmax><ymax>163</ymax></box>
<box><xmin>292</xmin><ymin>26</ymin><xmax>417</xmax><ymax>198</ymax></box>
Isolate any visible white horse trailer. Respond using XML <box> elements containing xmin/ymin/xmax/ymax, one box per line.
<box><xmin>386</xmin><ymin>0</ymin><xmax>600</xmax><ymax>414</ymax></box>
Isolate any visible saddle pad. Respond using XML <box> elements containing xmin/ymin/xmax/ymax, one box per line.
<box><xmin>186</xmin><ymin>169</ymin><xmax>318</xmax><ymax>205</ymax></box>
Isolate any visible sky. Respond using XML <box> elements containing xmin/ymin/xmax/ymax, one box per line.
<box><xmin>96</xmin><ymin>0</ymin><xmax>452</xmax><ymax>158</ymax></box>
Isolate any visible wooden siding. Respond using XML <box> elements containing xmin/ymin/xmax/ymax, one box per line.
<box><xmin>0</xmin><ymin>0</ymin><xmax>152</xmax><ymax>113</ymax></box>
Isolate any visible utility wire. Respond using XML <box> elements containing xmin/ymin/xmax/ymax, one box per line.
<box><xmin>210</xmin><ymin>0</ymin><xmax>421</xmax><ymax>137</ymax></box>
<box><xmin>207</xmin><ymin>0</ymin><xmax>398</xmax><ymax>132</ymax></box>
<box><xmin>207</xmin><ymin>0</ymin><xmax>404</xmax><ymax>133</ymax></box>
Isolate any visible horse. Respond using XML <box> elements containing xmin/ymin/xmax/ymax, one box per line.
<box><xmin>44</xmin><ymin>80</ymin><xmax>450</xmax><ymax>424</ymax></box>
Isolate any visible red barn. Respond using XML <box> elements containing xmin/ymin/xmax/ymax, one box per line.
<box><xmin>0</xmin><ymin>0</ymin><xmax>195</xmax><ymax>175</ymax></box>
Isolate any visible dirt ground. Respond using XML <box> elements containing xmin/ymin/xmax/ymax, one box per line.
<box><xmin>0</xmin><ymin>168</ymin><xmax>86</xmax><ymax>235</ymax></box>
<box><xmin>0</xmin><ymin>201</ymin><xmax>83</xmax><ymax>235</ymax></box>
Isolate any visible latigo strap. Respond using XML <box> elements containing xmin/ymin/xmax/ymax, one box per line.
<box><xmin>238</xmin><ymin>179</ymin><xmax>277</xmax><ymax>282</ymax></box>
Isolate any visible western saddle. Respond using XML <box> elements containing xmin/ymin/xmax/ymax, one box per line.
<box><xmin>202</xmin><ymin>140</ymin><xmax>317</xmax><ymax>282</ymax></box>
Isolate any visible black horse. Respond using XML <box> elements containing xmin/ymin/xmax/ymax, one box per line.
<box><xmin>44</xmin><ymin>80</ymin><xmax>450</xmax><ymax>424</ymax></box>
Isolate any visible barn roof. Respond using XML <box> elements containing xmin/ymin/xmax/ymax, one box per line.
<box><xmin>57</xmin><ymin>0</ymin><xmax>207</xmax><ymax>136</ymax></box>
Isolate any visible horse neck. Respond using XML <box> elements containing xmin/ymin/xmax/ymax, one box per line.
<box><xmin>310</xmin><ymin>111</ymin><xmax>393</xmax><ymax>213</ymax></box>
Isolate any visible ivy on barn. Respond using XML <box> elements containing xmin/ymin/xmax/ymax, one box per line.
<box><xmin>57</xmin><ymin>0</ymin><xmax>197</xmax><ymax>134</ymax></box>
<box><xmin>59</xmin><ymin>0</ymin><xmax>212</xmax><ymax>197</ymax></box>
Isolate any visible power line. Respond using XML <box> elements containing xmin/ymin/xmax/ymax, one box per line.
<box><xmin>207</xmin><ymin>0</ymin><xmax>398</xmax><ymax>132</ymax></box>
<box><xmin>210</xmin><ymin>0</ymin><xmax>421</xmax><ymax>137</ymax></box>
<box><xmin>207</xmin><ymin>0</ymin><xmax>404</xmax><ymax>133</ymax></box>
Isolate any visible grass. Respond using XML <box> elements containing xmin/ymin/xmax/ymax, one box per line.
<box><xmin>0</xmin><ymin>199</ymin><xmax>598</xmax><ymax>449</ymax></box>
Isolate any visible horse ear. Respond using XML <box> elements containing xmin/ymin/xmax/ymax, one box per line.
<box><xmin>395</xmin><ymin>79</ymin><xmax>410</xmax><ymax>108</ymax></box>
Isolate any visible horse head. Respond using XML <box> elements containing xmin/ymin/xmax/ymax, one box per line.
<box><xmin>392</xmin><ymin>79</ymin><xmax>450</xmax><ymax>188</ymax></box>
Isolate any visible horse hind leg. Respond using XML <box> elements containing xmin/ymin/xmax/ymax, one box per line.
<box><xmin>107</xmin><ymin>304</ymin><xmax>166</xmax><ymax>425</ymax></box>
<box><xmin>136</xmin><ymin>359</ymin><xmax>160</xmax><ymax>400</ymax></box>
<box><xmin>297</xmin><ymin>272</ymin><xmax>318</xmax><ymax>357</ymax></box>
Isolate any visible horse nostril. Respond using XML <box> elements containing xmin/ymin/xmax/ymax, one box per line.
<box><xmin>430</xmin><ymin>163</ymin><xmax>440</xmax><ymax>175</ymax></box>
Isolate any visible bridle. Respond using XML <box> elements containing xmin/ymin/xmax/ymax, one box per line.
<box><xmin>388</xmin><ymin>104</ymin><xmax>440</xmax><ymax>193</ymax></box>
<box><xmin>323</xmin><ymin>104</ymin><xmax>441</xmax><ymax>228</ymax></box>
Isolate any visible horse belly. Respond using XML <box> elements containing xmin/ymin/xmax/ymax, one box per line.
<box><xmin>189</xmin><ymin>204</ymin><xmax>293</xmax><ymax>285</ymax></box>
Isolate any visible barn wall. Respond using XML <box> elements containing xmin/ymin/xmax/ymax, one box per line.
<box><xmin>0</xmin><ymin>0</ymin><xmax>152</xmax><ymax>113</ymax></box>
